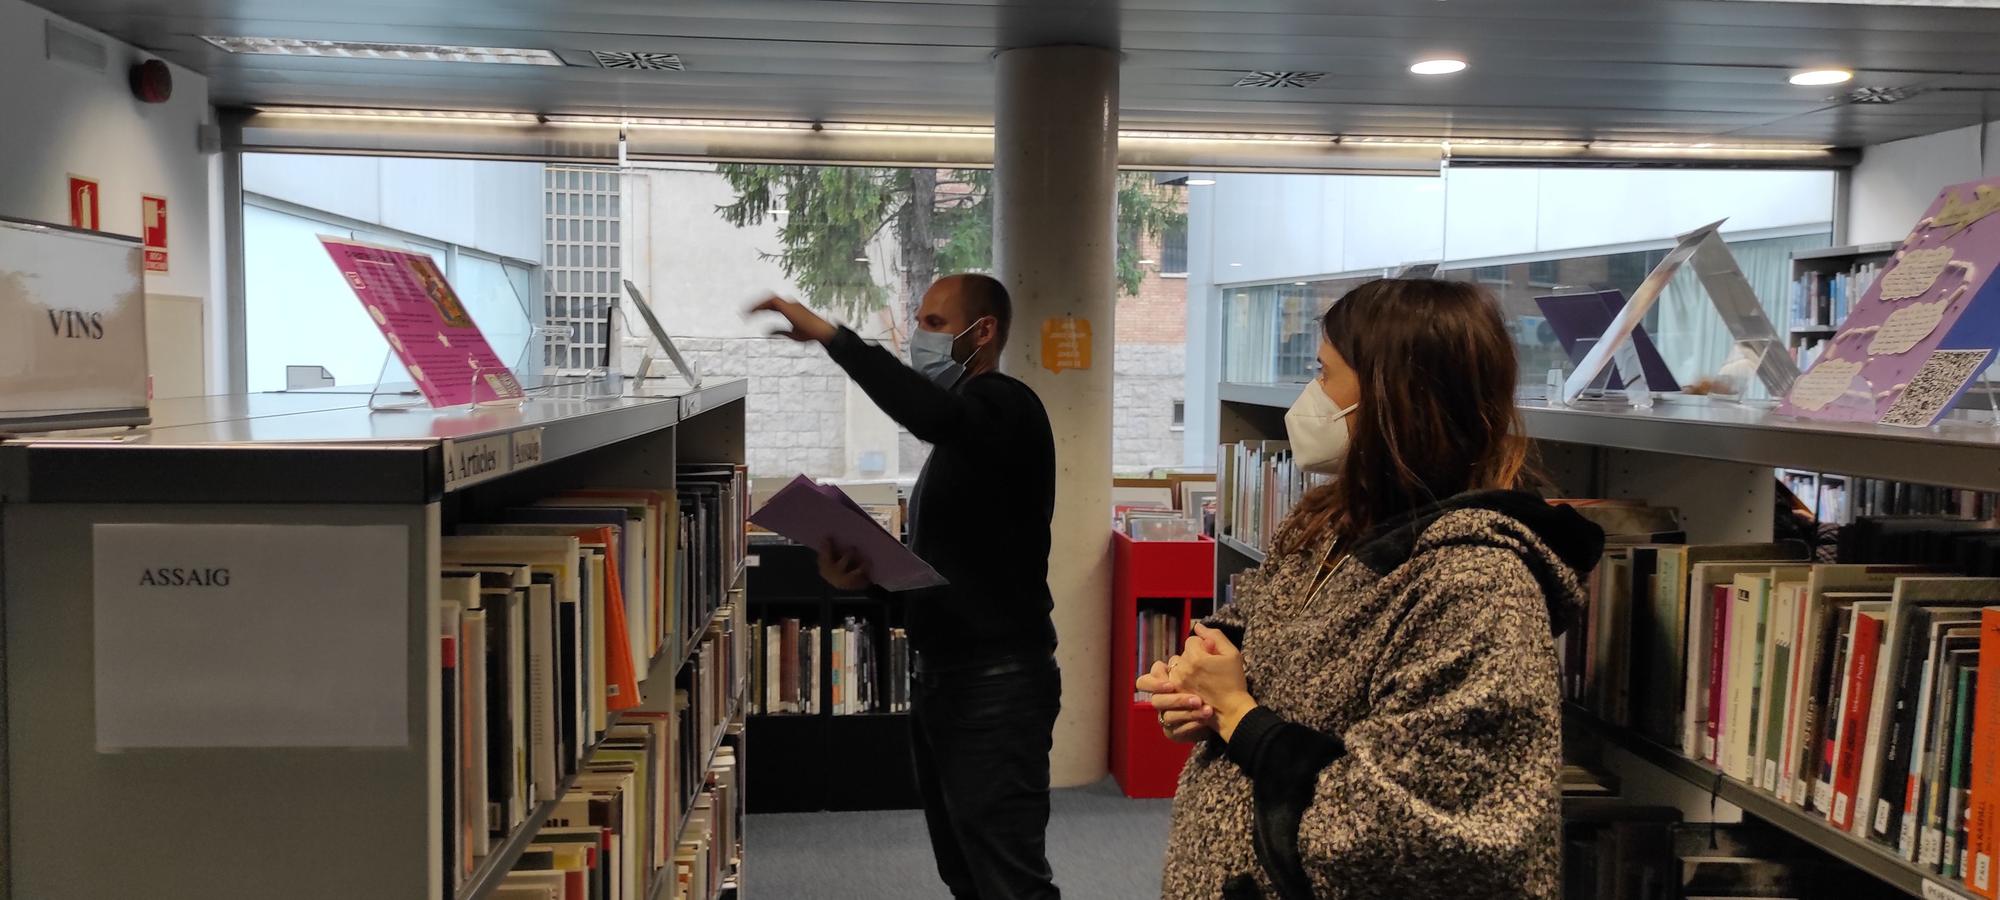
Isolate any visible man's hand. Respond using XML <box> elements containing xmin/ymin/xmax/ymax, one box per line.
<box><xmin>750</xmin><ymin>294</ymin><xmax>838</xmax><ymax>344</ymax></box>
<box><xmin>817</xmin><ymin>539</ymin><xmax>871</xmax><ymax>591</ymax></box>
<box><xmin>1138</xmin><ymin>659</ymin><xmax>1215</xmax><ymax>743</ymax></box>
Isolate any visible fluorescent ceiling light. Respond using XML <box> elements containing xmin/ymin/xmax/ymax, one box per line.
<box><xmin>1410</xmin><ymin>58</ymin><xmax>1468</xmax><ymax>76</ymax></box>
<box><xmin>1789</xmin><ymin>69</ymin><xmax>1854</xmax><ymax>86</ymax></box>
<box><xmin>1713</xmin><ymin>0</ymin><xmax>2000</xmax><ymax>6</ymax></box>
<box><xmin>253</xmin><ymin>105</ymin><xmax>541</xmax><ymax>123</ymax></box>
<box><xmin>1229</xmin><ymin>262</ymin><xmax>1244</xmax><ymax>267</ymax></box>
<box><xmin>204</xmin><ymin>36</ymin><xmax>563</xmax><ymax>66</ymax></box>
<box><xmin>1186</xmin><ymin>178</ymin><xmax>1217</xmax><ymax>186</ymax></box>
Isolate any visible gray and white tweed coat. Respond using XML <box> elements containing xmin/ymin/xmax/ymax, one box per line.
<box><xmin>1162</xmin><ymin>490</ymin><xmax>1603</xmax><ymax>900</ymax></box>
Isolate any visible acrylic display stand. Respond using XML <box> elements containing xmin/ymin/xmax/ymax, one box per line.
<box><xmin>619</xmin><ymin>280</ymin><xmax>703</xmax><ymax>389</ymax></box>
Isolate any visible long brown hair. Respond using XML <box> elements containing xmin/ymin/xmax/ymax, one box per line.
<box><xmin>1271</xmin><ymin>278</ymin><xmax>1531</xmax><ymax>557</ymax></box>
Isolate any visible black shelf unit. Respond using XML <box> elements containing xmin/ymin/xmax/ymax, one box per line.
<box><xmin>744</xmin><ymin>539</ymin><xmax>921</xmax><ymax>813</ymax></box>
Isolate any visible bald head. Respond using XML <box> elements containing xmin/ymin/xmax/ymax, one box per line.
<box><xmin>915</xmin><ymin>274</ymin><xmax>1012</xmax><ymax>374</ymax></box>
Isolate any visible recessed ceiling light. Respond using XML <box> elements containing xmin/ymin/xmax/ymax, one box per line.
<box><xmin>201</xmin><ymin>36</ymin><xmax>564</xmax><ymax>66</ymax></box>
<box><xmin>1790</xmin><ymin>68</ymin><xmax>1854</xmax><ymax>86</ymax></box>
<box><xmin>1186</xmin><ymin>178</ymin><xmax>1217</xmax><ymax>186</ymax></box>
<box><xmin>1410</xmin><ymin>58</ymin><xmax>1468</xmax><ymax>76</ymax></box>
<box><xmin>1229</xmin><ymin>262</ymin><xmax>1243</xmax><ymax>267</ymax></box>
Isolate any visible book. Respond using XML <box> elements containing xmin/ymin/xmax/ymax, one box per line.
<box><xmin>1758</xmin><ymin>579</ymin><xmax>1803</xmax><ymax>791</ymax></box>
<box><xmin>1961</xmin><ymin>608</ymin><xmax>2000</xmax><ymax>898</ymax></box>
<box><xmin>1670</xmin><ymin>546</ymin><xmax>1810</xmax><ymax>758</ymax></box>
<box><xmin>1831</xmin><ymin>602</ymin><xmax>1889</xmax><ymax>832</ymax></box>
<box><xmin>1859</xmin><ymin>578</ymin><xmax>2000</xmax><ymax>847</ymax></box>
<box><xmin>1787</xmin><ymin>565</ymin><xmax>1924</xmax><ymax>809</ymax></box>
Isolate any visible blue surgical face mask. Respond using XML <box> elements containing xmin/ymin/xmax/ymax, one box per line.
<box><xmin>908</xmin><ymin>318</ymin><xmax>988</xmax><ymax>388</ymax></box>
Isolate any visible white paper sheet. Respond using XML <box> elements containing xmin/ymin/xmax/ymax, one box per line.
<box><xmin>93</xmin><ymin>523</ymin><xmax>411</xmax><ymax>749</ymax></box>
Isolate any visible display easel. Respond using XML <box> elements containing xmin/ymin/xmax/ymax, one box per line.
<box><xmin>1559</xmin><ymin>219</ymin><xmax>1795</xmax><ymax>409</ymax></box>
<box><xmin>617</xmin><ymin>280</ymin><xmax>703</xmax><ymax>389</ymax></box>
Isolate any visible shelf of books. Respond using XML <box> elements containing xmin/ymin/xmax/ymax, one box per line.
<box><xmin>1110</xmin><ymin>531</ymin><xmax>1215</xmax><ymax>798</ymax></box>
<box><xmin>1212</xmin><ymin>375</ymin><xmax>2000</xmax><ymax>899</ymax></box>
<box><xmin>0</xmin><ymin>380</ymin><xmax>751</xmax><ymax>900</ymax></box>
<box><xmin>1789</xmin><ymin>243</ymin><xmax>1897</xmax><ymax>368</ymax></box>
<box><xmin>739</xmin><ymin>537</ymin><xmax>921</xmax><ymax>813</ymax></box>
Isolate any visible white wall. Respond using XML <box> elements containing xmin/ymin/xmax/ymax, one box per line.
<box><xmin>1182</xmin><ymin>166</ymin><xmax>1838</xmax><ymax>462</ymax></box>
<box><xmin>0</xmin><ymin>0</ymin><xmax>213</xmax><ymax>395</ymax></box>
<box><xmin>244</xmin><ymin>155</ymin><xmax>543</xmax><ymax>262</ymax></box>
<box><xmin>1847</xmin><ymin>124</ymin><xmax>1998</xmax><ymax>245</ymax></box>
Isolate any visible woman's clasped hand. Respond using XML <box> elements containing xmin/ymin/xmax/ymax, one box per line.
<box><xmin>1137</xmin><ymin>623</ymin><xmax>1256</xmax><ymax>743</ymax></box>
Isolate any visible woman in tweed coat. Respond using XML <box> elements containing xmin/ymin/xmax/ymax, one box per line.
<box><xmin>1140</xmin><ymin>279</ymin><xmax>1604</xmax><ymax>900</ymax></box>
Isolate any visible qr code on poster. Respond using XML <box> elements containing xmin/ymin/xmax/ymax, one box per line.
<box><xmin>1880</xmin><ymin>349</ymin><xmax>1993</xmax><ymax>427</ymax></box>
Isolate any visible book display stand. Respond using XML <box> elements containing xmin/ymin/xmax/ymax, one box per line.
<box><xmin>1110</xmin><ymin>531</ymin><xmax>1215</xmax><ymax>798</ymax></box>
<box><xmin>0</xmin><ymin>379</ymin><xmax>751</xmax><ymax>900</ymax></box>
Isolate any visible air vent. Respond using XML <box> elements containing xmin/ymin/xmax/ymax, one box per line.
<box><xmin>591</xmin><ymin>51</ymin><xmax>684</xmax><ymax>71</ymax></box>
<box><xmin>1846</xmin><ymin>85</ymin><xmax>1922</xmax><ymax>105</ymax></box>
<box><xmin>1234</xmin><ymin>71</ymin><xmax>1323</xmax><ymax>88</ymax></box>
<box><xmin>45</xmin><ymin>20</ymin><xmax>107</xmax><ymax>73</ymax></box>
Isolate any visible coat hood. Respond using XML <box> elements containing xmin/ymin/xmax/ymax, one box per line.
<box><xmin>1347</xmin><ymin>489</ymin><xmax>1605</xmax><ymax>636</ymax></box>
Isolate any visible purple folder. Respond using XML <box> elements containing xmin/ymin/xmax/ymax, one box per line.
<box><xmin>1534</xmin><ymin>290</ymin><xmax>1682</xmax><ymax>393</ymax></box>
<box><xmin>748</xmin><ymin>475</ymin><xmax>946</xmax><ymax>593</ymax></box>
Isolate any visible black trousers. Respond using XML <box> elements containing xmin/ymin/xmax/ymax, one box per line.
<box><xmin>909</xmin><ymin>655</ymin><xmax>1063</xmax><ymax>900</ymax></box>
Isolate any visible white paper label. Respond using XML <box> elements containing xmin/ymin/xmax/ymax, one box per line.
<box><xmin>1778</xmin><ymin>774</ymin><xmax>1793</xmax><ymax>801</ymax></box>
<box><xmin>510</xmin><ymin>427</ymin><xmax>544</xmax><ymax>469</ymax></box>
<box><xmin>1764</xmin><ymin>760</ymin><xmax>1779</xmax><ymax>790</ymax></box>
<box><xmin>1903</xmin><ymin>813</ymin><xmax>1920</xmax><ymax>855</ymax></box>
<box><xmin>1881</xmin><ymin>247</ymin><xmax>1957</xmax><ymax>301</ymax></box>
<box><xmin>1868</xmin><ymin>300</ymin><xmax>1951</xmax><ymax>356</ymax></box>
<box><xmin>443</xmin><ymin>434</ymin><xmax>513</xmax><ymax>491</ymax></box>
<box><xmin>1815</xmin><ymin>781</ymin><xmax>1835</xmax><ymax>812</ymax></box>
<box><xmin>1923</xmin><ymin>828</ymin><xmax>1945</xmax><ymax>867</ymax></box>
<box><xmin>1922</xmin><ymin>877</ymin><xmax>1974</xmax><ymax>900</ymax></box>
<box><xmin>1834</xmin><ymin>793</ymin><xmax>1851</xmax><ymax>823</ymax></box>
<box><xmin>1789</xmin><ymin>358</ymin><xmax>1867</xmax><ymax>411</ymax></box>
<box><xmin>1976</xmin><ymin>852</ymin><xmax>1992</xmax><ymax>890</ymax></box>
<box><xmin>1875</xmin><ymin>800</ymin><xmax>1893</xmax><ymax>834</ymax></box>
<box><xmin>93</xmin><ymin>523</ymin><xmax>410</xmax><ymax>749</ymax></box>
<box><xmin>745</xmin><ymin>554</ymin><xmax>761</xmax><ymax>568</ymax></box>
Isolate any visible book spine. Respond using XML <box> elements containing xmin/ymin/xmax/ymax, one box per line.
<box><xmin>1947</xmin><ymin>666</ymin><xmax>1979</xmax><ymax>877</ymax></box>
<box><xmin>1834</xmin><ymin>612</ymin><xmax>1885</xmax><ymax>832</ymax></box>
<box><xmin>1706</xmin><ymin>585</ymin><xmax>1731</xmax><ymax>764</ymax></box>
<box><xmin>1964</xmin><ymin>610</ymin><xmax>2000</xmax><ymax>899</ymax></box>
<box><xmin>1873</xmin><ymin>611</ymin><xmax>1935</xmax><ymax>848</ymax></box>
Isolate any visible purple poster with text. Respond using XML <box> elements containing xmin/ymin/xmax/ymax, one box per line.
<box><xmin>1780</xmin><ymin>177</ymin><xmax>2000</xmax><ymax>427</ymax></box>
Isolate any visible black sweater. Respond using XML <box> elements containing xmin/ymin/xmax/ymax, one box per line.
<box><xmin>824</xmin><ymin>327</ymin><xmax>1058</xmax><ymax>664</ymax></box>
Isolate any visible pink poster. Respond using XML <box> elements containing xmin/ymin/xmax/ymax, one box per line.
<box><xmin>319</xmin><ymin>237</ymin><xmax>525</xmax><ymax>408</ymax></box>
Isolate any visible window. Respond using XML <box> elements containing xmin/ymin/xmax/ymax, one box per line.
<box><xmin>1160</xmin><ymin>223</ymin><xmax>1188</xmax><ymax>275</ymax></box>
<box><xmin>1171</xmin><ymin>400</ymin><xmax>1186</xmax><ymax>430</ymax></box>
<box><xmin>1528</xmin><ymin>259</ymin><xmax>1559</xmax><ymax>287</ymax></box>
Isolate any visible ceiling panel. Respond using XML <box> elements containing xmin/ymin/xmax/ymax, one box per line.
<box><xmin>29</xmin><ymin>0</ymin><xmax>2000</xmax><ymax>148</ymax></box>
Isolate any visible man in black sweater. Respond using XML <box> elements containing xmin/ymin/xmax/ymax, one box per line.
<box><xmin>752</xmin><ymin>274</ymin><xmax>1062</xmax><ymax>900</ymax></box>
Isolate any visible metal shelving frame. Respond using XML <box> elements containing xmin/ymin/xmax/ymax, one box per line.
<box><xmin>0</xmin><ymin>379</ymin><xmax>749</xmax><ymax>900</ymax></box>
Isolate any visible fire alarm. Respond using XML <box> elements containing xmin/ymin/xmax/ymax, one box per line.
<box><xmin>129</xmin><ymin>58</ymin><xmax>172</xmax><ymax>104</ymax></box>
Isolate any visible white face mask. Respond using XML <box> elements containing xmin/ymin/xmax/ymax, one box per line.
<box><xmin>908</xmin><ymin>318</ymin><xmax>987</xmax><ymax>388</ymax></box>
<box><xmin>1284</xmin><ymin>382</ymin><xmax>1359</xmax><ymax>475</ymax></box>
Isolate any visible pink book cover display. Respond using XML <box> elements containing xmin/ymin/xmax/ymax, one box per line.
<box><xmin>1780</xmin><ymin>177</ymin><xmax>2000</xmax><ymax>428</ymax></box>
<box><xmin>319</xmin><ymin>236</ymin><xmax>526</xmax><ymax>408</ymax></box>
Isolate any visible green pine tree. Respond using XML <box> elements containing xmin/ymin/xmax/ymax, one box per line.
<box><xmin>716</xmin><ymin>165</ymin><xmax>1184</xmax><ymax>324</ymax></box>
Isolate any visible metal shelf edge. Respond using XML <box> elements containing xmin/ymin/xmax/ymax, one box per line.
<box><xmin>1217</xmin><ymin>534</ymin><xmax>1267</xmax><ymax>563</ymax></box>
<box><xmin>1564</xmin><ymin>708</ymin><xmax>1974</xmax><ymax>900</ymax></box>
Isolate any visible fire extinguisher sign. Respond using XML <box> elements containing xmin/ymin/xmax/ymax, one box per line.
<box><xmin>142</xmin><ymin>195</ymin><xmax>168</xmax><ymax>273</ymax></box>
<box><xmin>68</xmin><ymin>175</ymin><xmax>99</xmax><ymax>231</ymax></box>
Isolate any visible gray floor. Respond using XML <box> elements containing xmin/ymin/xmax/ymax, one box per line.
<box><xmin>744</xmin><ymin>778</ymin><xmax>1174</xmax><ymax>899</ymax></box>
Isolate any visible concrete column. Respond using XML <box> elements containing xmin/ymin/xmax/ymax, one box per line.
<box><xmin>993</xmin><ymin>44</ymin><xmax>1119</xmax><ymax>788</ymax></box>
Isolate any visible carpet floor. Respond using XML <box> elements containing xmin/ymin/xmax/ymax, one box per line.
<box><xmin>743</xmin><ymin>778</ymin><xmax>1174</xmax><ymax>899</ymax></box>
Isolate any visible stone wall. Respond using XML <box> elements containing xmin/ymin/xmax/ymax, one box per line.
<box><xmin>674</xmin><ymin>336</ymin><xmax>847</xmax><ymax>477</ymax></box>
<box><xmin>1114</xmin><ymin>342</ymin><xmax>1186</xmax><ymax>473</ymax></box>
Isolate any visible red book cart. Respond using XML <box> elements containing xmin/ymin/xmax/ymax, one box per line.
<box><xmin>1109</xmin><ymin>530</ymin><xmax>1217</xmax><ymax>799</ymax></box>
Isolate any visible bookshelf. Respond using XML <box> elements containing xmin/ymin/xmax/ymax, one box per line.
<box><xmin>742</xmin><ymin>538</ymin><xmax>921</xmax><ymax>814</ymax></box>
<box><xmin>1787</xmin><ymin>242</ymin><xmax>1897</xmax><ymax>366</ymax></box>
<box><xmin>1213</xmin><ymin>379</ymin><xmax>2000</xmax><ymax>900</ymax></box>
<box><xmin>1109</xmin><ymin>532</ymin><xmax>1214</xmax><ymax>798</ymax></box>
<box><xmin>0</xmin><ymin>379</ymin><xmax>750</xmax><ymax>900</ymax></box>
